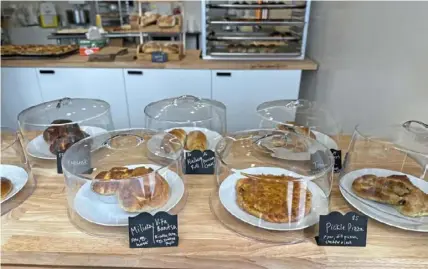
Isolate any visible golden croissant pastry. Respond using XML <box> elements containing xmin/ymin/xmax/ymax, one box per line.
<box><xmin>185</xmin><ymin>131</ymin><xmax>208</xmax><ymax>151</ymax></box>
<box><xmin>277</xmin><ymin>122</ymin><xmax>316</xmax><ymax>140</ymax></box>
<box><xmin>162</xmin><ymin>128</ymin><xmax>186</xmax><ymax>153</ymax></box>
<box><xmin>92</xmin><ymin>166</ymin><xmax>154</xmax><ymax>196</ymax></box>
<box><xmin>352</xmin><ymin>174</ymin><xmax>428</xmax><ymax>217</ymax></box>
<box><xmin>117</xmin><ymin>172</ymin><xmax>170</xmax><ymax>212</ymax></box>
<box><xmin>1</xmin><ymin>177</ymin><xmax>13</xmax><ymax>200</ymax></box>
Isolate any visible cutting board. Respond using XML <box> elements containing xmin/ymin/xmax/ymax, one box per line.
<box><xmin>88</xmin><ymin>47</ymin><xmax>128</xmax><ymax>62</ymax></box>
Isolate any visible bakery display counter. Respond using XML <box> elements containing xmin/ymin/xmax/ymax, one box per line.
<box><xmin>2</xmin><ymin>135</ymin><xmax>428</xmax><ymax>269</ymax></box>
<box><xmin>1</xmin><ymin>49</ymin><xmax>317</xmax><ymax>70</ymax></box>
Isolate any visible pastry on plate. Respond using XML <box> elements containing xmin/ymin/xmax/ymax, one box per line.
<box><xmin>352</xmin><ymin>174</ymin><xmax>428</xmax><ymax>217</ymax></box>
<box><xmin>163</xmin><ymin>128</ymin><xmax>186</xmax><ymax>153</ymax></box>
<box><xmin>117</xmin><ymin>172</ymin><xmax>170</xmax><ymax>212</ymax></box>
<box><xmin>91</xmin><ymin>166</ymin><xmax>154</xmax><ymax>196</ymax></box>
<box><xmin>49</xmin><ymin>131</ymin><xmax>88</xmax><ymax>154</ymax></box>
<box><xmin>142</xmin><ymin>42</ymin><xmax>161</xmax><ymax>53</ymax></box>
<box><xmin>141</xmin><ymin>13</ymin><xmax>160</xmax><ymax>27</ymax></box>
<box><xmin>157</xmin><ymin>15</ymin><xmax>177</xmax><ymax>28</ymax></box>
<box><xmin>1</xmin><ymin>177</ymin><xmax>13</xmax><ymax>200</ymax></box>
<box><xmin>43</xmin><ymin>119</ymin><xmax>89</xmax><ymax>154</ymax></box>
<box><xmin>185</xmin><ymin>131</ymin><xmax>208</xmax><ymax>151</ymax></box>
<box><xmin>236</xmin><ymin>174</ymin><xmax>312</xmax><ymax>223</ymax></box>
<box><xmin>277</xmin><ymin>122</ymin><xmax>316</xmax><ymax>140</ymax></box>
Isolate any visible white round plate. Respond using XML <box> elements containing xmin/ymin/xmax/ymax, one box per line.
<box><xmin>74</xmin><ymin>164</ymin><xmax>185</xmax><ymax>226</ymax></box>
<box><xmin>147</xmin><ymin>127</ymin><xmax>223</xmax><ymax>158</ymax></box>
<box><xmin>340</xmin><ymin>168</ymin><xmax>428</xmax><ymax>232</ymax></box>
<box><xmin>26</xmin><ymin>126</ymin><xmax>107</xmax><ymax>160</ymax></box>
<box><xmin>219</xmin><ymin>166</ymin><xmax>328</xmax><ymax>231</ymax></box>
<box><xmin>313</xmin><ymin>131</ymin><xmax>339</xmax><ymax>150</ymax></box>
<box><xmin>0</xmin><ymin>164</ymin><xmax>29</xmax><ymax>203</ymax></box>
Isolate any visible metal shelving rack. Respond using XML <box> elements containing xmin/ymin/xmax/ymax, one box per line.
<box><xmin>201</xmin><ymin>0</ymin><xmax>311</xmax><ymax>60</ymax></box>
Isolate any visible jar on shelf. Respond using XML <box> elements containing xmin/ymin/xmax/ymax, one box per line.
<box><xmin>212</xmin><ymin>129</ymin><xmax>334</xmax><ymax>244</ymax></box>
<box><xmin>339</xmin><ymin>120</ymin><xmax>428</xmax><ymax>232</ymax></box>
<box><xmin>1</xmin><ymin>127</ymin><xmax>36</xmax><ymax>215</ymax></box>
<box><xmin>17</xmin><ymin>98</ymin><xmax>114</xmax><ymax>169</ymax></box>
<box><xmin>62</xmin><ymin>128</ymin><xmax>186</xmax><ymax>237</ymax></box>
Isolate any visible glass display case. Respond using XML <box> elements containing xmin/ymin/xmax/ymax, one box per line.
<box><xmin>62</xmin><ymin>128</ymin><xmax>186</xmax><ymax>237</ymax></box>
<box><xmin>1</xmin><ymin>127</ymin><xmax>36</xmax><ymax>215</ymax></box>
<box><xmin>339</xmin><ymin>120</ymin><xmax>428</xmax><ymax>232</ymax></box>
<box><xmin>257</xmin><ymin>99</ymin><xmax>342</xmax><ymax>154</ymax></box>
<box><xmin>18</xmin><ymin>98</ymin><xmax>114</xmax><ymax>169</ymax></box>
<box><xmin>144</xmin><ymin>95</ymin><xmax>226</xmax><ymax>155</ymax></box>
<box><xmin>211</xmin><ymin>129</ymin><xmax>334</xmax><ymax>244</ymax></box>
<box><xmin>201</xmin><ymin>0</ymin><xmax>311</xmax><ymax>60</ymax></box>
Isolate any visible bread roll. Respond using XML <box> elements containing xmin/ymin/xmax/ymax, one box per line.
<box><xmin>166</xmin><ymin>129</ymin><xmax>186</xmax><ymax>152</ymax></box>
<box><xmin>117</xmin><ymin>172</ymin><xmax>170</xmax><ymax>212</ymax></box>
<box><xmin>161</xmin><ymin>43</ymin><xmax>180</xmax><ymax>54</ymax></box>
<box><xmin>185</xmin><ymin>131</ymin><xmax>207</xmax><ymax>151</ymax></box>
<box><xmin>1</xmin><ymin>177</ymin><xmax>13</xmax><ymax>200</ymax></box>
<box><xmin>157</xmin><ymin>15</ymin><xmax>176</xmax><ymax>28</ymax></box>
<box><xmin>141</xmin><ymin>13</ymin><xmax>160</xmax><ymax>27</ymax></box>
<box><xmin>142</xmin><ymin>42</ymin><xmax>161</xmax><ymax>53</ymax></box>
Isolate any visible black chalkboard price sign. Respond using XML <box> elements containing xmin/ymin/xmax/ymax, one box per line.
<box><xmin>128</xmin><ymin>212</ymin><xmax>179</xmax><ymax>248</ymax></box>
<box><xmin>330</xmin><ymin>149</ymin><xmax>342</xmax><ymax>173</ymax></box>
<box><xmin>185</xmin><ymin>150</ymin><xmax>215</xmax><ymax>174</ymax></box>
<box><xmin>316</xmin><ymin>211</ymin><xmax>368</xmax><ymax>247</ymax></box>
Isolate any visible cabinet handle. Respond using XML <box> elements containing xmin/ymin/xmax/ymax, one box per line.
<box><xmin>216</xmin><ymin>72</ymin><xmax>231</xmax><ymax>77</ymax></box>
<box><xmin>39</xmin><ymin>70</ymin><xmax>55</xmax><ymax>74</ymax></box>
<box><xmin>127</xmin><ymin>71</ymin><xmax>143</xmax><ymax>75</ymax></box>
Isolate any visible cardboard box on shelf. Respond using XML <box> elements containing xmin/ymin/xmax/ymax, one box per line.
<box><xmin>79</xmin><ymin>39</ymin><xmax>107</xmax><ymax>56</ymax></box>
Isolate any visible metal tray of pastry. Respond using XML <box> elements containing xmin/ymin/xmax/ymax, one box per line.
<box><xmin>208</xmin><ymin>35</ymin><xmax>299</xmax><ymax>41</ymax></box>
<box><xmin>210</xmin><ymin>51</ymin><xmax>301</xmax><ymax>57</ymax></box>
<box><xmin>208</xmin><ymin>19</ymin><xmax>305</xmax><ymax>26</ymax></box>
<box><xmin>2</xmin><ymin>48</ymin><xmax>79</xmax><ymax>59</ymax></box>
<box><xmin>207</xmin><ymin>3</ymin><xmax>306</xmax><ymax>9</ymax></box>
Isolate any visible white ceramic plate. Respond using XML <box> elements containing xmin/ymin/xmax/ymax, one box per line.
<box><xmin>147</xmin><ymin>127</ymin><xmax>223</xmax><ymax>158</ymax></box>
<box><xmin>0</xmin><ymin>164</ymin><xmax>29</xmax><ymax>203</ymax></box>
<box><xmin>219</xmin><ymin>166</ymin><xmax>328</xmax><ymax>231</ymax></box>
<box><xmin>74</xmin><ymin>164</ymin><xmax>185</xmax><ymax>226</ymax></box>
<box><xmin>26</xmin><ymin>126</ymin><xmax>107</xmax><ymax>160</ymax></box>
<box><xmin>340</xmin><ymin>168</ymin><xmax>428</xmax><ymax>232</ymax></box>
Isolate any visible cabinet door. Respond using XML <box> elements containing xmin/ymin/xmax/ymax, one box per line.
<box><xmin>37</xmin><ymin>68</ymin><xmax>129</xmax><ymax>129</ymax></box>
<box><xmin>212</xmin><ymin>70</ymin><xmax>301</xmax><ymax>132</ymax></box>
<box><xmin>1</xmin><ymin>68</ymin><xmax>43</xmax><ymax>128</ymax></box>
<box><xmin>124</xmin><ymin>69</ymin><xmax>212</xmax><ymax>127</ymax></box>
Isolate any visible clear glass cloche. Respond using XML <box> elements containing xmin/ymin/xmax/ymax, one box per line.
<box><xmin>212</xmin><ymin>128</ymin><xmax>334</xmax><ymax>244</ymax></box>
<box><xmin>62</xmin><ymin>128</ymin><xmax>186</xmax><ymax>237</ymax></box>
<box><xmin>18</xmin><ymin>98</ymin><xmax>114</xmax><ymax>168</ymax></box>
<box><xmin>144</xmin><ymin>95</ymin><xmax>226</xmax><ymax>153</ymax></box>
<box><xmin>339</xmin><ymin>120</ymin><xmax>428</xmax><ymax>232</ymax></box>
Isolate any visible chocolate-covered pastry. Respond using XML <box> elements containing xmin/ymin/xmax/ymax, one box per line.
<box><xmin>43</xmin><ymin>119</ymin><xmax>89</xmax><ymax>154</ymax></box>
<box><xmin>49</xmin><ymin>131</ymin><xmax>89</xmax><ymax>154</ymax></box>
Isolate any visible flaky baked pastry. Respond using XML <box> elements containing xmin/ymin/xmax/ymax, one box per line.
<box><xmin>185</xmin><ymin>131</ymin><xmax>207</xmax><ymax>151</ymax></box>
<box><xmin>92</xmin><ymin>166</ymin><xmax>154</xmax><ymax>196</ymax></box>
<box><xmin>1</xmin><ymin>177</ymin><xmax>13</xmax><ymax>200</ymax></box>
<box><xmin>236</xmin><ymin>174</ymin><xmax>312</xmax><ymax>223</ymax></box>
<box><xmin>163</xmin><ymin>129</ymin><xmax>186</xmax><ymax>153</ymax></box>
<box><xmin>117</xmin><ymin>172</ymin><xmax>170</xmax><ymax>212</ymax></box>
<box><xmin>277</xmin><ymin>122</ymin><xmax>316</xmax><ymax>140</ymax></box>
<box><xmin>161</xmin><ymin>43</ymin><xmax>180</xmax><ymax>54</ymax></box>
<box><xmin>43</xmin><ymin>119</ymin><xmax>88</xmax><ymax>154</ymax></box>
<box><xmin>352</xmin><ymin>174</ymin><xmax>428</xmax><ymax>217</ymax></box>
<box><xmin>142</xmin><ymin>42</ymin><xmax>161</xmax><ymax>53</ymax></box>
<box><xmin>141</xmin><ymin>13</ymin><xmax>160</xmax><ymax>27</ymax></box>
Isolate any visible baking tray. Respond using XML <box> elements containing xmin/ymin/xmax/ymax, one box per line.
<box><xmin>207</xmin><ymin>3</ymin><xmax>306</xmax><ymax>9</ymax></box>
<box><xmin>2</xmin><ymin>48</ymin><xmax>78</xmax><ymax>60</ymax></box>
<box><xmin>208</xmin><ymin>19</ymin><xmax>305</xmax><ymax>26</ymax></box>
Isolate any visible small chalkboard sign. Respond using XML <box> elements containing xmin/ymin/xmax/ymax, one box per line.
<box><xmin>152</xmin><ymin>52</ymin><xmax>168</xmax><ymax>63</ymax></box>
<box><xmin>56</xmin><ymin>151</ymin><xmax>66</xmax><ymax>174</ymax></box>
<box><xmin>330</xmin><ymin>149</ymin><xmax>342</xmax><ymax>173</ymax></box>
<box><xmin>185</xmin><ymin>150</ymin><xmax>215</xmax><ymax>174</ymax></box>
<box><xmin>316</xmin><ymin>212</ymin><xmax>368</xmax><ymax>247</ymax></box>
<box><xmin>129</xmin><ymin>212</ymin><xmax>179</xmax><ymax>248</ymax></box>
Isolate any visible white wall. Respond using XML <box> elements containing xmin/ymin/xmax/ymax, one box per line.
<box><xmin>300</xmin><ymin>1</ymin><xmax>428</xmax><ymax>133</ymax></box>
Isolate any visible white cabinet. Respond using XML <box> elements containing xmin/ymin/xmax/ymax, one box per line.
<box><xmin>1</xmin><ymin>68</ymin><xmax>44</xmax><ymax>128</ymax></box>
<box><xmin>212</xmin><ymin>70</ymin><xmax>301</xmax><ymax>132</ymax></box>
<box><xmin>36</xmin><ymin>68</ymin><xmax>129</xmax><ymax>129</ymax></box>
<box><xmin>124</xmin><ymin>69</ymin><xmax>211</xmax><ymax>127</ymax></box>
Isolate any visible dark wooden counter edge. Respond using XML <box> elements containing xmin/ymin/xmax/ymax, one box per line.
<box><xmin>1</xmin><ymin>50</ymin><xmax>318</xmax><ymax>71</ymax></box>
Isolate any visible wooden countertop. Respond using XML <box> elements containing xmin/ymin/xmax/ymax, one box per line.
<box><xmin>1</xmin><ymin>50</ymin><xmax>318</xmax><ymax>70</ymax></box>
<box><xmin>2</xmin><ymin>136</ymin><xmax>428</xmax><ymax>269</ymax></box>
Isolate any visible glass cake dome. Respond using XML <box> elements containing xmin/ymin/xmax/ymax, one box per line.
<box><xmin>145</xmin><ymin>95</ymin><xmax>226</xmax><ymax>154</ymax></box>
<box><xmin>62</xmin><ymin>128</ymin><xmax>186</xmax><ymax>237</ymax></box>
<box><xmin>211</xmin><ymin>128</ymin><xmax>334</xmax><ymax>244</ymax></box>
<box><xmin>18</xmin><ymin>98</ymin><xmax>114</xmax><ymax>169</ymax></box>
<box><xmin>1</xmin><ymin>127</ymin><xmax>36</xmax><ymax>215</ymax></box>
<box><xmin>339</xmin><ymin>120</ymin><xmax>428</xmax><ymax>232</ymax></box>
